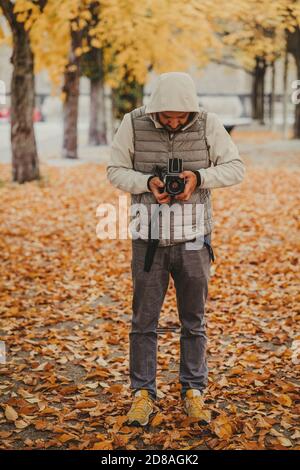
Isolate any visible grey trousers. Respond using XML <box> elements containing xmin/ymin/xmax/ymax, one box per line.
<box><xmin>129</xmin><ymin>236</ymin><xmax>212</xmax><ymax>401</ymax></box>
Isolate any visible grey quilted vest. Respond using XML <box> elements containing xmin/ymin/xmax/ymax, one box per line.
<box><xmin>130</xmin><ymin>106</ymin><xmax>214</xmax><ymax>246</ymax></box>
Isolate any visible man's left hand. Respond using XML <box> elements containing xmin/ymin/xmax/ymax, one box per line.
<box><xmin>175</xmin><ymin>171</ymin><xmax>198</xmax><ymax>201</ymax></box>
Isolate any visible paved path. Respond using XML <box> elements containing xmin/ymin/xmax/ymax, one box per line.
<box><xmin>0</xmin><ymin>122</ymin><xmax>110</xmax><ymax>166</ymax></box>
<box><xmin>1</xmin><ymin>122</ymin><xmax>299</xmax><ymax>169</ymax></box>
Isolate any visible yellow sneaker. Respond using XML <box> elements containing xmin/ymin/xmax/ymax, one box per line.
<box><xmin>183</xmin><ymin>389</ymin><xmax>205</xmax><ymax>418</ymax></box>
<box><xmin>126</xmin><ymin>390</ymin><xmax>155</xmax><ymax>426</ymax></box>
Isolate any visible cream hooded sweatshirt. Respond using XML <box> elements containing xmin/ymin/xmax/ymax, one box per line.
<box><xmin>107</xmin><ymin>72</ymin><xmax>245</xmax><ymax>195</ymax></box>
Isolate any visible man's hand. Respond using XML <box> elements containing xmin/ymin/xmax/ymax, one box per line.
<box><xmin>175</xmin><ymin>171</ymin><xmax>198</xmax><ymax>201</ymax></box>
<box><xmin>149</xmin><ymin>176</ymin><xmax>170</xmax><ymax>204</ymax></box>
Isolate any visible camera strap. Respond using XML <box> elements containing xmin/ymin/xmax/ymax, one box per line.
<box><xmin>144</xmin><ymin>203</ymin><xmax>161</xmax><ymax>272</ymax></box>
<box><xmin>144</xmin><ymin>238</ymin><xmax>160</xmax><ymax>273</ymax></box>
<box><xmin>204</xmin><ymin>233</ymin><xmax>215</xmax><ymax>262</ymax></box>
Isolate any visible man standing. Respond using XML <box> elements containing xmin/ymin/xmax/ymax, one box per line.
<box><xmin>107</xmin><ymin>72</ymin><xmax>245</xmax><ymax>426</ymax></box>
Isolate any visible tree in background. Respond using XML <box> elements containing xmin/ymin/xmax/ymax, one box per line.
<box><xmin>95</xmin><ymin>0</ymin><xmax>223</xmax><ymax>86</ymax></box>
<box><xmin>111</xmin><ymin>69</ymin><xmax>144</xmax><ymax>123</ymax></box>
<box><xmin>0</xmin><ymin>0</ymin><xmax>47</xmax><ymax>183</ymax></box>
<box><xmin>61</xmin><ymin>1</ymin><xmax>94</xmax><ymax>159</ymax></box>
<box><xmin>94</xmin><ymin>0</ymin><xmax>224</xmax><ymax>126</ymax></box>
<box><xmin>218</xmin><ymin>0</ymin><xmax>300</xmax><ymax>136</ymax></box>
<box><xmin>81</xmin><ymin>46</ymin><xmax>107</xmax><ymax>145</ymax></box>
<box><xmin>216</xmin><ymin>0</ymin><xmax>286</xmax><ymax>124</ymax></box>
<box><xmin>1</xmin><ymin>0</ymin><xmax>300</xmax><ymax>184</ymax></box>
<box><xmin>285</xmin><ymin>0</ymin><xmax>300</xmax><ymax>137</ymax></box>
<box><xmin>80</xmin><ymin>1</ymin><xmax>107</xmax><ymax>146</ymax></box>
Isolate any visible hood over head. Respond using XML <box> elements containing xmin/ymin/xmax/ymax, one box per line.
<box><xmin>145</xmin><ymin>72</ymin><xmax>200</xmax><ymax>114</ymax></box>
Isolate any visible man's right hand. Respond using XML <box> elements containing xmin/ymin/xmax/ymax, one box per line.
<box><xmin>148</xmin><ymin>176</ymin><xmax>170</xmax><ymax>204</ymax></box>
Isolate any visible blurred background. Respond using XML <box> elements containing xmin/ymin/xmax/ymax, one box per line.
<box><xmin>0</xmin><ymin>0</ymin><xmax>299</xmax><ymax>181</ymax></box>
<box><xmin>0</xmin><ymin>1</ymin><xmax>299</xmax><ymax>451</ymax></box>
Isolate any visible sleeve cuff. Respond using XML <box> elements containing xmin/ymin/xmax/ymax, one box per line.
<box><xmin>147</xmin><ymin>175</ymin><xmax>156</xmax><ymax>191</ymax></box>
<box><xmin>192</xmin><ymin>170</ymin><xmax>201</xmax><ymax>187</ymax></box>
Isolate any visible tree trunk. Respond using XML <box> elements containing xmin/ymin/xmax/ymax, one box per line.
<box><xmin>62</xmin><ymin>67</ymin><xmax>80</xmax><ymax>158</ymax></box>
<box><xmin>251</xmin><ymin>56</ymin><xmax>267</xmax><ymax>124</ymax></box>
<box><xmin>270</xmin><ymin>60</ymin><xmax>276</xmax><ymax>131</ymax></box>
<box><xmin>282</xmin><ymin>47</ymin><xmax>289</xmax><ymax>139</ymax></box>
<box><xmin>0</xmin><ymin>0</ymin><xmax>40</xmax><ymax>183</ymax></box>
<box><xmin>89</xmin><ymin>77</ymin><xmax>107</xmax><ymax>145</ymax></box>
<box><xmin>62</xmin><ymin>31</ymin><xmax>81</xmax><ymax>159</ymax></box>
<box><xmin>287</xmin><ymin>27</ymin><xmax>300</xmax><ymax>139</ymax></box>
<box><xmin>294</xmin><ymin>57</ymin><xmax>300</xmax><ymax>138</ymax></box>
<box><xmin>11</xmin><ymin>28</ymin><xmax>39</xmax><ymax>182</ymax></box>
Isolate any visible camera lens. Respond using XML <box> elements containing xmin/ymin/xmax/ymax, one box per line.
<box><xmin>166</xmin><ymin>177</ymin><xmax>185</xmax><ymax>195</ymax></box>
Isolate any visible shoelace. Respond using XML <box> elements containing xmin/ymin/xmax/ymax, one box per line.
<box><xmin>186</xmin><ymin>396</ymin><xmax>204</xmax><ymax>412</ymax></box>
<box><xmin>132</xmin><ymin>396</ymin><xmax>153</xmax><ymax>413</ymax></box>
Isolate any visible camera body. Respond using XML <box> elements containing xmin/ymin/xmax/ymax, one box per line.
<box><xmin>154</xmin><ymin>158</ymin><xmax>185</xmax><ymax>196</ymax></box>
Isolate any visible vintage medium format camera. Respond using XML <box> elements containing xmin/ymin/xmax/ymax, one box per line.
<box><xmin>154</xmin><ymin>158</ymin><xmax>185</xmax><ymax>196</ymax></box>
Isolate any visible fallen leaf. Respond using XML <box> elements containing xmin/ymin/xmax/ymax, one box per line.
<box><xmin>75</xmin><ymin>401</ymin><xmax>98</xmax><ymax>409</ymax></box>
<box><xmin>92</xmin><ymin>441</ymin><xmax>113</xmax><ymax>450</ymax></box>
<box><xmin>5</xmin><ymin>405</ymin><xmax>18</xmax><ymax>422</ymax></box>
<box><xmin>15</xmin><ymin>420</ymin><xmax>30</xmax><ymax>429</ymax></box>
<box><xmin>277</xmin><ymin>437</ymin><xmax>293</xmax><ymax>447</ymax></box>
<box><xmin>211</xmin><ymin>415</ymin><xmax>233</xmax><ymax>440</ymax></box>
<box><xmin>150</xmin><ymin>413</ymin><xmax>165</xmax><ymax>427</ymax></box>
<box><xmin>107</xmin><ymin>384</ymin><xmax>123</xmax><ymax>394</ymax></box>
<box><xmin>274</xmin><ymin>394</ymin><xmax>292</xmax><ymax>407</ymax></box>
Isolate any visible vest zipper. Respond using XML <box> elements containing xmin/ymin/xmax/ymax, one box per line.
<box><xmin>168</xmin><ymin>131</ymin><xmax>177</xmax><ymax>244</ymax></box>
<box><xmin>168</xmin><ymin>132</ymin><xmax>175</xmax><ymax>157</ymax></box>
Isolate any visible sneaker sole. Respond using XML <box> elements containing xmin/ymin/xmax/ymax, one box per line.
<box><xmin>183</xmin><ymin>403</ymin><xmax>205</xmax><ymax>420</ymax></box>
<box><xmin>127</xmin><ymin>411</ymin><xmax>155</xmax><ymax>427</ymax></box>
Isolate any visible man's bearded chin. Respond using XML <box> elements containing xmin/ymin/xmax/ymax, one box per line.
<box><xmin>157</xmin><ymin>116</ymin><xmax>183</xmax><ymax>132</ymax></box>
<box><xmin>156</xmin><ymin>113</ymin><xmax>192</xmax><ymax>132</ymax></box>
<box><xmin>163</xmin><ymin>123</ymin><xmax>183</xmax><ymax>132</ymax></box>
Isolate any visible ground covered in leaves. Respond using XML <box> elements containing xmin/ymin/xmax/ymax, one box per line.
<box><xmin>0</xmin><ymin>130</ymin><xmax>299</xmax><ymax>450</ymax></box>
